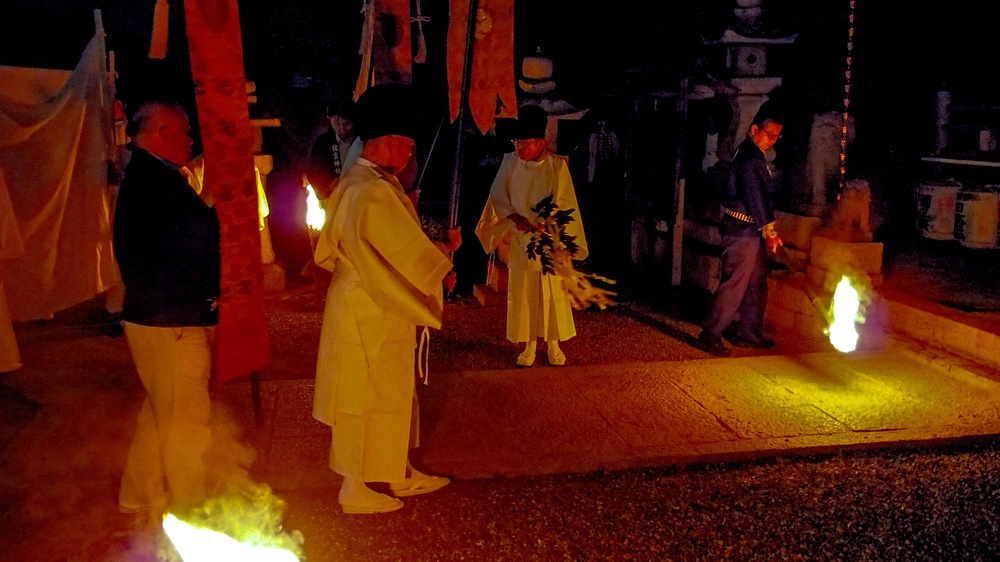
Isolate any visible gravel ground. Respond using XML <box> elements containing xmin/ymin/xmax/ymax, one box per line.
<box><xmin>278</xmin><ymin>441</ymin><xmax>1000</xmax><ymax>562</ymax></box>
<box><xmin>4</xmin><ymin>262</ymin><xmax>1000</xmax><ymax>561</ymax></box>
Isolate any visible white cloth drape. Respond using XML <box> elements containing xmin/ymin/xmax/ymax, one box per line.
<box><xmin>0</xmin><ymin>33</ymin><xmax>118</xmax><ymax>323</ymax></box>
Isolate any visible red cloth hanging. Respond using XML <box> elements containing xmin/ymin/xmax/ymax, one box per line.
<box><xmin>184</xmin><ymin>0</ymin><xmax>270</xmax><ymax>383</ymax></box>
<box><xmin>448</xmin><ymin>0</ymin><xmax>516</xmax><ymax>134</ymax></box>
<box><xmin>372</xmin><ymin>0</ymin><xmax>413</xmax><ymax>85</ymax></box>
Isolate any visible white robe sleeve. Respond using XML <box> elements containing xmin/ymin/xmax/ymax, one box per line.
<box><xmin>353</xmin><ymin>184</ymin><xmax>452</xmax><ymax>329</ymax></box>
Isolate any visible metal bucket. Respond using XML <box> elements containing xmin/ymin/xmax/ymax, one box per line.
<box><xmin>955</xmin><ymin>186</ymin><xmax>999</xmax><ymax>248</ymax></box>
<box><xmin>916</xmin><ymin>180</ymin><xmax>962</xmax><ymax>240</ymax></box>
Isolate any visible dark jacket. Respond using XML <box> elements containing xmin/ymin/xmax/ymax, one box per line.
<box><xmin>306</xmin><ymin>131</ymin><xmax>344</xmax><ymax>195</ymax></box>
<box><xmin>113</xmin><ymin>146</ymin><xmax>220</xmax><ymax>327</ymax></box>
<box><xmin>721</xmin><ymin>135</ymin><xmax>777</xmax><ymax>238</ymax></box>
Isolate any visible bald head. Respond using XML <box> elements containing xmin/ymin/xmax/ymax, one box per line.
<box><xmin>131</xmin><ymin>101</ymin><xmax>193</xmax><ymax>166</ymax></box>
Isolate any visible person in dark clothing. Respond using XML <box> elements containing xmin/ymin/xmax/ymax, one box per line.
<box><xmin>306</xmin><ymin>97</ymin><xmax>359</xmax><ymax>199</ymax></box>
<box><xmin>113</xmin><ymin>100</ymin><xmax>220</xmax><ymax>524</ymax></box>
<box><xmin>696</xmin><ymin>105</ymin><xmax>785</xmax><ymax>356</ymax></box>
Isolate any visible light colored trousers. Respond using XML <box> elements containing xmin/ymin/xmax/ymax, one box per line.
<box><xmin>119</xmin><ymin>322</ymin><xmax>213</xmax><ymax>513</ymax></box>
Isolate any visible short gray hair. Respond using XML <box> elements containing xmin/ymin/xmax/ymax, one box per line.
<box><xmin>128</xmin><ymin>100</ymin><xmax>186</xmax><ymax>137</ymax></box>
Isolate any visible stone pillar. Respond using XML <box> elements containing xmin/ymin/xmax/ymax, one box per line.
<box><xmin>249</xmin><ymin>117</ymin><xmax>284</xmax><ymax>294</ymax></box>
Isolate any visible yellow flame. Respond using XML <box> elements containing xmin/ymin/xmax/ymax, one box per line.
<box><xmin>304</xmin><ymin>184</ymin><xmax>326</xmax><ymax>231</ymax></box>
<box><xmin>163</xmin><ymin>514</ymin><xmax>300</xmax><ymax>562</ymax></box>
<box><xmin>828</xmin><ymin>275</ymin><xmax>860</xmax><ymax>353</ymax></box>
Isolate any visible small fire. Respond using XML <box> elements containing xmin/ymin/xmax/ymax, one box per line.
<box><xmin>163</xmin><ymin>514</ymin><xmax>300</xmax><ymax>562</ymax></box>
<box><xmin>304</xmin><ymin>184</ymin><xmax>326</xmax><ymax>231</ymax></box>
<box><xmin>827</xmin><ymin>275</ymin><xmax>860</xmax><ymax>353</ymax></box>
<box><xmin>161</xmin><ymin>485</ymin><xmax>304</xmax><ymax>562</ymax></box>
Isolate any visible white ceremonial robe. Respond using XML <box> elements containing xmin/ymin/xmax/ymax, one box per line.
<box><xmin>479</xmin><ymin>152</ymin><xmax>588</xmax><ymax>343</ymax></box>
<box><xmin>312</xmin><ymin>158</ymin><xmax>451</xmax><ymax>483</ymax></box>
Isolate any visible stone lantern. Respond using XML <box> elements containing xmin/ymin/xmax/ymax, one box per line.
<box><xmin>701</xmin><ymin>0</ymin><xmax>797</xmax><ymax>164</ymax></box>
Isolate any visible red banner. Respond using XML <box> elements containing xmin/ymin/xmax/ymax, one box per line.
<box><xmin>448</xmin><ymin>0</ymin><xmax>516</xmax><ymax>134</ymax></box>
<box><xmin>372</xmin><ymin>0</ymin><xmax>412</xmax><ymax>86</ymax></box>
<box><xmin>357</xmin><ymin>0</ymin><xmax>413</xmax><ymax>98</ymax></box>
<box><xmin>185</xmin><ymin>0</ymin><xmax>270</xmax><ymax>383</ymax></box>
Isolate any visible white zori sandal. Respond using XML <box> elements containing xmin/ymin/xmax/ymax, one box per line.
<box><xmin>390</xmin><ymin>464</ymin><xmax>451</xmax><ymax>498</ymax></box>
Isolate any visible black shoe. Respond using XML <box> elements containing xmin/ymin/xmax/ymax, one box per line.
<box><xmin>695</xmin><ymin>332</ymin><xmax>730</xmax><ymax>356</ymax></box>
<box><xmin>726</xmin><ymin>333</ymin><xmax>775</xmax><ymax>349</ymax></box>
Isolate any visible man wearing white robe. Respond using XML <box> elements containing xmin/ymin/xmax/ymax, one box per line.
<box><xmin>478</xmin><ymin>105</ymin><xmax>588</xmax><ymax>367</ymax></box>
<box><xmin>311</xmin><ymin>83</ymin><xmax>459</xmax><ymax>514</ymax></box>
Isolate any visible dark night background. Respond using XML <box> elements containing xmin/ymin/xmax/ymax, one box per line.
<box><xmin>3</xmin><ymin>0</ymin><xmax>1000</xmax><ymax>288</ymax></box>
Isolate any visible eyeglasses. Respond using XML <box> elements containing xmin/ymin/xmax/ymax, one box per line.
<box><xmin>759</xmin><ymin>127</ymin><xmax>782</xmax><ymax>142</ymax></box>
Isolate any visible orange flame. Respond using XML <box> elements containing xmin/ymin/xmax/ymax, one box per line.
<box><xmin>304</xmin><ymin>184</ymin><xmax>325</xmax><ymax>231</ymax></box>
<box><xmin>827</xmin><ymin>276</ymin><xmax>860</xmax><ymax>352</ymax></box>
<box><xmin>163</xmin><ymin>514</ymin><xmax>300</xmax><ymax>561</ymax></box>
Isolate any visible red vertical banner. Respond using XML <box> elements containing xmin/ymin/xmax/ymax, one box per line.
<box><xmin>448</xmin><ymin>0</ymin><xmax>516</xmax><ymax>134</ymax></box>
<box><xmin>185</xmin><ymin>0</ymin><xmax>270</xmax><ymax>383</ymax></box>
<box><xmin>356</xmin><ymin>0</ymin><xmax>412</xmax><ymax>99</ymax></box>
<box><xmin>372</xmin><ymin>0</ymin><xmax>412</xmax><ymax>85</ymax></box>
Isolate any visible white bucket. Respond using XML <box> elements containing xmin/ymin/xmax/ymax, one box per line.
<box><xmin>916</xmin><ymin>180</ymin><xmax>962</xmax><ymax>240</ymax></box>
<box><xmin>955</xmin><ymin>187</ymin><xmax>999</xmax><ymax>248</ymax></box>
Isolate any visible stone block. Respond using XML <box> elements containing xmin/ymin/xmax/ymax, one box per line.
<box><xmin>793</xmin><ymin>308</ymin><xmax>827</xmax><ymax>337</ymax></box>
<box><xmin>775</xmin><ymin>211</ymin><xmax>823</xmax><ymax>252</ymax></box>
<box><xmin>809</xmin><ymin>236</ymin><xmax>883</xmax><ymax>276</ymax></box>
<box><xmin>782</xmin><ymin>246</ymin><xmax>809</xmax><ymax>266</ymax></box>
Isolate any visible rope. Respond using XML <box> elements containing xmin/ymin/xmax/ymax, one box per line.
<box><xmin>417</xmin><ymin>326</ymin><xmax>431</xmax><ymax>385</ymax></box>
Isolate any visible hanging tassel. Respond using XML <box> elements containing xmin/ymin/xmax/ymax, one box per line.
<box><xmin>148</xmin><ymin>0</ymin><xmax>169</xmax><ymax>59</ymax></box>
<box><xmin>412</xmin><ymin>0</ymin><xmax>428</xmax><ymax>64</ymax></box>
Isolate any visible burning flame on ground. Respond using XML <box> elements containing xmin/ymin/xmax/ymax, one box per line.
<box><xmin>305</xmin><ymin>184</ymin><xmax>326</xmax><ymax>231</ymax></box>
<box><xmin>162</xmin><ymin>485</ymin><xmax>304</xmax><ymax>562</ymax></box>
<box><xmin>827</xmin><ymin>275</ymin><xmax>860</xmax><ymax>353</ymax></box>
<box><xmin>163</xmin><ymin>514</ymin><xmax>299</xmax><ymax>562</ymax></box>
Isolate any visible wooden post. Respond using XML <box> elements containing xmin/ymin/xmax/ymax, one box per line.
<box><xmin>671</xmin><ymin>79</ymin><xmax>689</xmax><ymax>287</ymax></box>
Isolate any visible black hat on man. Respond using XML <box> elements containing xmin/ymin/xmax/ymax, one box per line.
<box><xmin>355</xmin><ymin>83</ymin><xmax>419</xmax><ymax>141</ymax></box>
<box><xmin>514</xmin><ymin>104</ymin><xmax>549</xmax><ymax>140</ymax></box>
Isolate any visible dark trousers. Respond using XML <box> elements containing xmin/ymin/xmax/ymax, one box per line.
<box><xmin>701</xmin><ymin>234</ymin><xmax>768</xmax><ymax>338</ymax></box>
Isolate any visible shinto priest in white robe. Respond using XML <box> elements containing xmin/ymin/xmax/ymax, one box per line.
<box><xmin>312</xmin><ymin>158</ymin><xmax>452</xmax><ymax>483</ymax></box>
<box><xmin>477</xmin><ymin>152</ymin><xmax>588</xmax><ymax>343</ymax></box>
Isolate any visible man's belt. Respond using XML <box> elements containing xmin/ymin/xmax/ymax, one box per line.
<box><xmin>723</xmin><ymin>207</ymin><xmax>754</xmax><ymax>224</ymax></box>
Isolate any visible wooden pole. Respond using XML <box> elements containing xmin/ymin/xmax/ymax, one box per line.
<box><xmin>448</xmin><ymin>0</ymin><xmax>479</xmax><ymax>228</ymax></box>
<box><xmin>416</xmin><ymin>114</ymin><xmax>447</xmax><ymax>193</ymax></box>
<box><xmin>671</xmin><ymin>79</ymin><xmax>689</xmax><ymax>287</ymax></box>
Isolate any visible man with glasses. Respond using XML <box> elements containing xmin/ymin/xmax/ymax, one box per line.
<box><xmin>696</xmin><ymin>103</ymin><xmax>785</xmax><ymax>356</ymax></box>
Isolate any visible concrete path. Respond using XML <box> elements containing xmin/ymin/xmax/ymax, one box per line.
<box><xmin>223</xmin><ymin>336</ymin><xmax>1000</xmax><ymax>494</ymax></box>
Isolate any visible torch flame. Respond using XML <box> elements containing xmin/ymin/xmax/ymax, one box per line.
<box><xmin>304</xmin><ymin>184</ymin><xmax>326</xmax><ymax>231</ymax></box>
<box><xmin>828</xmin><ymin>275</ymin><xmax>860</xmax><ymax>353</ymax></box>
<box><xmin>163</xmin><ymin>513</ymin><xmax>300</xmax><ymax>562</ymax></box>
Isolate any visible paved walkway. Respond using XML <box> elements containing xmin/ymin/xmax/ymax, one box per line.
<box><xmin>222</xmin><ymin>333</ymin><xmax>1000</xmax><ymax>495</ymax></box>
